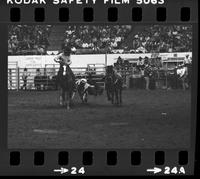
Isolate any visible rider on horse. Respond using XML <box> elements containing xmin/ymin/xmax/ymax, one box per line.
<box><xmin>54</xmin><ymin>44</ymin><xmax>76</xmax><ymax>92</ymax></box>
<box><xmin>183</xmin><ymin>54</ymin><xmax>192</xmax><ymax>76</ymax></box>
<box><xmin>105</xmin><ymin>65</ymin><xmax>123</xmax><ymax>105</ymax></box>
<box><xmin>175</xmin><ymin>55</ymin><xmax>192</xmax><ymax>90</ymax></box>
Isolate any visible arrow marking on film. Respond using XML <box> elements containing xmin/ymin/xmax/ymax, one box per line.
<box><xmin>53</xmin><ymin>167</ymin><xmax>69</xmax><ymax>174</ymax></box>
<box><xmin>147</xmin><ymin>167</ymin><xmax>162</xmax><ymax>174</ymax></box>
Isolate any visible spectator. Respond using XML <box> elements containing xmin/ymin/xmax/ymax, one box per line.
<box><xmin>8</xmin><ymin>25</ymin><xmax>52</xmax><ymax>55</ymax></box>
<box><xmin>21</xmin><ymin>68</ymin><xmax>30</xmax><ymax>90</ymax></box>
<box><xmin>131</xmin><ymin>25</ymin><xmax>192</xmax><ymax>53</ymax></box>
<box><xmin>143</xmin><ymin>64</ymin><xmax>152</xmax><ymax>90</ymax></box>
<box><xmin>8</xmin><ymin>25</ymin><xmax>192</xmax><ymax>55</ymax></box>
<box><xmin>184</xmin><ymin>54</ymin><xmax>192</xmax><ymax>65</ymax></box>
<box><xmin>117</xmin><ymin>56</ymin><xmax>124</xmax><ymax>65</ymax></box>
<box><xmin>137</xmin><ymin>57</ymin><xmax>144</xmax><ymax>71</ymax></box>
<box><xmin>34</xmin><ymin>69</ymin><xmax>42</xmax><ymax>90</ymax></box>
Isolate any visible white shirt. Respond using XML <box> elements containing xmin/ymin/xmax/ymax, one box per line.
<box><xmin>177</xmin><ymin>67</ymin><xmax>186</xmax><ymax>78</ymax></box>
<box><xmin>22</xmin><ymin>71</ymin><xmax>30</xmax><ymax>80</ymax></box>
<box><xmin>76</xmin><ymin>79</ymin><xmax>87</xmax><ymax>86</ymax></box>
<box><xmin>76</xmin><ymin>79</ymin><xmax>94</xmax><ymax>92</ymax></box>
<box><xmin>184</xmin><ymin>57</ymin><xmax>191</xmax><ymax>64</ymax></box>
<box><xmin>137</xmin><ymin>60</ymin><xmax>144</xmax><ymax>66</ymax></box>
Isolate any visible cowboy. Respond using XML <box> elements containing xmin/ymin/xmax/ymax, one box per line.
<box><xmin>176</xmin><ymin>65</ymin><xmax>189</xmax><ymax>90</ymax></box>
<box><xmin>34</xmin><ymin>68</ymin><xmax>42</xmax><ymax>90</ymax></box>
<box><xmin>177</xmin><ymin>65</ymin><xmax>187</xmax><ymax>78</ymax></box>
<box><xmin>113</xmin><ymin>67</ymin><xmax>122</xmax><ymax>80</ymax></box>
<box><xmin>184</xmin><ymin>54</ymin><xmax>191</xmax><ymax>66</ymax></box>
<box><xmin>105</xmin><ymin>66</ymin><xmax>122</xmax><ymax>85</ymax></box>
<box><xmin>144</xmin><ymin>56</ymin><xmax>149</xmax><ymax>65</ymax></box>
<box><xmin>36</xmin><ymin>68</ymin><xmax>41</xmax><ymax>76</ymax></box>
<box><xmin>137</xmin><ymin>57</ymin><xmax>144</xmax><ymax>71</ymax></box>
<box><xmin>117</xmin><ymin>56</ymin><xmax>124</xmax><ymax>65</ymax></box>
<box><xmin>54</xmin><ymin>45</ymin><xmax>76</xmax><ymax>91</ymax></box>
<box><xmin>143</xmin><ymin>62</ymin><xmax>153</xmax><ymax>90</ymax></box>
<box><xmin>76</xmin><ymin>78</ymin><xmax>93</xmax><ymax>91</ymax></box>
<box><xmin>21</xmin><ymin>68</ymin><xmax>30</xmax><ymax>90</ymax></box>
<box><xmin>183</xmin><ymin>54</ymin><xmax>192</xmax><ymax>76</ymax></box>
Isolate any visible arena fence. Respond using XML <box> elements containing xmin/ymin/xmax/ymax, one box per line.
<box><xmin>8</xmin><ymin>65</ymin><xmax>177</xmax><ymax>91</ymax></box>
<box><xmin>8</xmin><ymin>66</ymin><xmax>106</xmax><ymax>91</ymax></box>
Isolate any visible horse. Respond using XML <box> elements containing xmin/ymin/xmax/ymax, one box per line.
<box><xmin>105</xmin><ymin>66</ymin><xmax>123</xmax><ymax>105</ymax></box>
<box><xmin>56</xmin><ymin>64</ymin><xmax>75</xmax><ymax>110</ymax></box>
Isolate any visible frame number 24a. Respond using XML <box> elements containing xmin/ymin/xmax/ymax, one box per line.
<box><xmin>147</xmin><ymin>167</ymin><xmax>186</xmax><ymax>175</ymax></box>
<box><xmin>164</xmin><ymin>167</ymin><xmax>186</xmax><ymax>175</ymax></box>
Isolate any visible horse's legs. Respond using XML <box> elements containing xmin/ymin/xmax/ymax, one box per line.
<box><xmin>83</xmin><ymin>92</ymin><xmax>88</xmax><ymax>103</ymax></box>
<box><xmin>107</xmin><ymin>90</ymin><xmax>111</xmax><ymax>101</ymax></box>
<box><xmin>111</xmin><ymin>90</ymin><xmax>114</xmax><ymax>104</ymax></box>
<box><xmin>78</xmin><ymin>91</ymin><xmax>84</xmax><ymax>103</ymax></box>
<box><xmin>71</xmin><ymin>91</ymin><xmax>76</xmax><ymax>100</ymax></box>
<box><xmin>185</xmin><ymin>77</ymin><xmax>189</xmax><ymax>89</ymax></box>
<box><xmin>119</xmin><ymin>89</ymin><xmax>122</xmax><ymax>105</ymax></box>
<box><xmin>115</xmin><ymin>89</ymin><xmax>119</xmax><ymax>105</ymax></box>
<box><xmin>66</xmin><ymin>92</ymin><xmax>71</xmax><ymax>110</ymax></box>
<box><xmin>181</xmin><ymin>78</ymin><xmax>186</xmax><ymax>90</ymax></box>
<box><xmin>59</xmin><ymin>88</ymin><xmax>64</xmax><ymax>106</ymax></box>
<box><xmin>145</xmin><ymin>77</ymin><xmax>150</xmax><ymax>90</ymax></box>
<box><xmin>62</xmin><ymin>89</ymin><xmax>66</xmax><ymax>106</ymax></box>
<box><xmin>59</xmin><ymin>95</ymin><xmax>63</xmax><ymax>106</ymax></box>
<box><xmin>183</xmin><ymin>83</ymin><xmax>186</xmax><ymax>91</ymax></box>
<box><xmin>184</xmin><ymin>78</ymin><xmax>189</xmax><ymax>90</ymax></box>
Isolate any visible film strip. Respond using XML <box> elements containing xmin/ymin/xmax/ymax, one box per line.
<box><xmin>0</xmin><ymin>0</ymin><xmax>199</xmax><ymax>176</ymax></box>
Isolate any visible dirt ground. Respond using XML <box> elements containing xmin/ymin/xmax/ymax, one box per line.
<box><xmin>8</xmin><ymin>89</ymin><xmax>191</xmax><ymax>149</ymax></box>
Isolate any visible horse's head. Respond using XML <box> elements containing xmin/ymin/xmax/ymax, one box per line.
<box><xmin>106</xmin><ymin>65</ymin><xmax>114</xmax><ymax>74</ymax></box>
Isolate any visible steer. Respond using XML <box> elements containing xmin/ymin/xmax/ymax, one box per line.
<box><xmin>76</xmin><ymin>78</ymin><xmax>103</xmax><ymax>103</ymax></box>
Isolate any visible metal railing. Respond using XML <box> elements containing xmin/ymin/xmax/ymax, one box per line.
<box><xmin>8</xmin><ymin>66</ymin><xmax>176</xmax><ymax>91</ymax></box>
<box><xmin>8</xmin><ymin>67</ymin><xmax>106</xmax><ymax>91</ymax></box>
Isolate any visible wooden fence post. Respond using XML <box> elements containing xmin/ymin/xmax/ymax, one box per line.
<box><xmin>105</xmin><ymin>53</ymin><xmax>107</xmax><ymax>66</ymax></box>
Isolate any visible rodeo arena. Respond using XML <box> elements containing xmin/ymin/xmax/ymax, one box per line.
<box><xmin>8</xmin><ymin>25</ymin><xmax>192</xmax><ymax>148</ymax></box>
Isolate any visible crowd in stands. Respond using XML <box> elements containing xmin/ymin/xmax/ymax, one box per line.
<box><xmin>63</xmin><ymin>25</ymin><xmax>132</xmax><ymax>52</ymax></box>
<box><xmin>8</xmin><ymin>25</ymin><xmax>52</xmax><ymax>55</ymax></box>
<box><xmin>131</xmin><ymin>25</ymin><xmax>192</xmax><ymax>53</ymax></box>
<box><xmin>8</xmin><ymin>25</ymin><xmax>192</xmax><ymax>55</ymax></box>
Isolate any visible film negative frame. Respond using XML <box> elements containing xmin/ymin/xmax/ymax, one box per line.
<box><xmin>0</xmin><ymin>0</ymin><xmax>199</xmax><ymax>176</ymax></box>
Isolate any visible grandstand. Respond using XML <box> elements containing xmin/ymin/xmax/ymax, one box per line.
<box><xmin>8</xmin><ymin>25</ymin><xmax>52</xmax><ymax>55</ymax></box>
<box><xmin>8</xmin><ymin>25</ymin><xmax>192</xmax><ymax>55</ymax></box>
